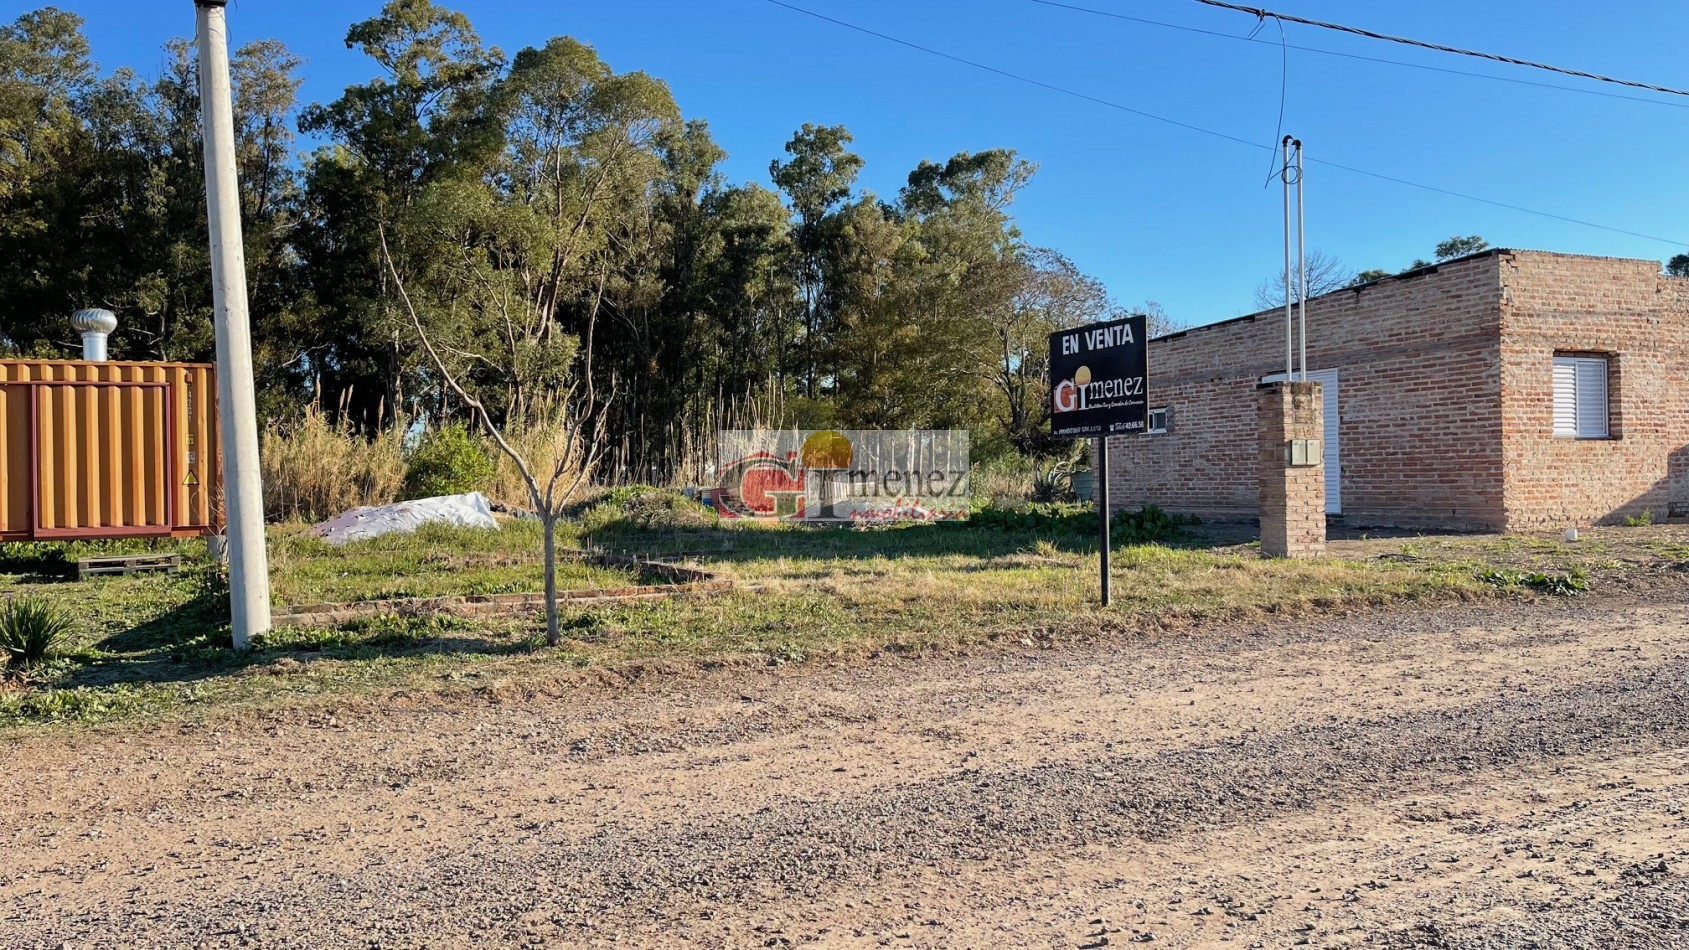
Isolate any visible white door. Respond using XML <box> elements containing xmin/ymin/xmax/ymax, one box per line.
<box><xmin>1263</xmin><ymin>369</ymin><xmax>1341</xmax><ymax>514</ymax></box>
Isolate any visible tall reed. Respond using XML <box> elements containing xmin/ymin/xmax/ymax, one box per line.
<box><xmin>260</xmin><ymin>402</ymin><xmax>407</xmax><ymax>522</ymax></box>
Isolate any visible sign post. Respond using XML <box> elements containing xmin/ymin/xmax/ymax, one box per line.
<box><xmin>1049</xmin><ymin>315</ymin><xmax>1149</xmax><ymax>606</ymax></box>
<box><xmin>1097</xmin><ymin>435</ymin><xmax>1111</xmax><ymax>605</ymax></box>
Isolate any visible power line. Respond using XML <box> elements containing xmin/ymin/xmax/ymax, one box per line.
<box><xmin>1033</xmin><ymin>0</ymin><xmax>1689</xmax><ymax>110</ymax></box>
<box><xmin>1261</xmin><ymin>12</ymin><xmax>1287</xmax><ymax>184</ymax></box>
<box><xmin>1189</xmin><ymin>0</ymin><xmax>1689</xmax><ymax>99</ymax></box>
<box><xmin>763</xmin><ymin>0</ymin><xmax>1262</xmax><ymax>150</ymax></box>
<box><xmin>763</xmin><ymin>0</ymin><xmax>1689</xmax><ymax>248</ymax></box>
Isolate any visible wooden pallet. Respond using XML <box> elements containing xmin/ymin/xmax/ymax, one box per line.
<box><xmin>76</xmin><ymin>553</ymin><xmax>181</xmax><ymax>580</ymax></box>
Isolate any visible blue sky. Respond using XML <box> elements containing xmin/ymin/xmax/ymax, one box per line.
<box><xmin>37</xmin><ymin>0</ymin><xmax>1689</xmax><ymax>326</ymax></box>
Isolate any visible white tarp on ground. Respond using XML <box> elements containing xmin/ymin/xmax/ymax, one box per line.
<box><xmin>311</xmin><ymin>492</ymin><xmax>497</xmax><ymax>545</ymax></box>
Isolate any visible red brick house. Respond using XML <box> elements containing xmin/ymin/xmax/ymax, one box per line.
<box><xmin>1104</xmin><ymin>249</ymin><xmax>1689</xmax><ymax>531</ymax></box>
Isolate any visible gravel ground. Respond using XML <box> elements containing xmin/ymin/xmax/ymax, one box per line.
<box><xmin>2</xmin><ymin>590</ymin><xmax>1687</xmax><ymax>948</ymax></box>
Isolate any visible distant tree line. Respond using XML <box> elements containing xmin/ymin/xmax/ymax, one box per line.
<box><xmin>1254</xmin><ymin>236</ymin><xmax>1493</xmax><ymax>310</ymax></box>
<box><xmin>0</xmin><ymin>2</ymin><xmax>1168</xmax><ymax>477</ymax></box>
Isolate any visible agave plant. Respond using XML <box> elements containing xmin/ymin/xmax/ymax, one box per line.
<box><xmin>1031</xmin><ymin>442</ymin><xmax>1089</xmax><ymax>503</ymax></box>
<box><xmin>1029</xmin><ymin>458</ymin><xmax>1071</xmax><ymax>503</ymax></box>
<box><xmin>0</xmin><ymin>596</ymin><xmax>74</xmax><ymax>673</ymax></box>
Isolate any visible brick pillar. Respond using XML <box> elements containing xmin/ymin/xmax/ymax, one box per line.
<box><xmin>1258</xmin><ymin>380</ymin><xmax>1326</xmax><ymax>558</ymax></box>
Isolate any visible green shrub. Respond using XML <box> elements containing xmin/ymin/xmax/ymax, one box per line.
<box><xmin>1623</xmin><ymin>509</ymin><xmax>1656</xmax><ymax>527</ymax></box>
<box><xmin>965</xmin><ymin>501</ymin><xmax>1091</xmax><ymax>534</ymax></box>
<box><xmin>0</xmin><ymin>597</ymin><xmax>75</xmax><ymax>672</ymax></box>
<box><xmin>1111</xmin><ymin>504</ymin><xmax>1192</xmax><ymax>545</ymax></box>
<box><xmin>404</xmin><ymin>423</ymin><xmax>494</xmax><ymax>499</ymax></box>
<box><xmin>962</xmin><ymin>502</ymin><xmax>1197</xmax><ymax>545</ymax></box>
<box><xmin>0</xmin><ymin>542</ymin><xmax>70</xmax><ymax>574</ymax></box>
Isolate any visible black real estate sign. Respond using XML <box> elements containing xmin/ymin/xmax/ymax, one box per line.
<box><xmin>1049</xmin><ymin>313</ymin><xmax>1150</xmax><ymax>608</ymax></box>
<box><xmin>1048</xmin><ymin>314</ymin><xmax>1149</xmax><ymax>438</ymax></box>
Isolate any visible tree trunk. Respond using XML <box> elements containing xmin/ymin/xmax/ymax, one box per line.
<box><xmin>543</xmin><ymin>513</ymin><xmax>560</xmax><ymax>646</ymax></box>
<box><xmin>387</xmin><ymin>334</ymin><xmax>404</xmax><ymax>428</ymax></box>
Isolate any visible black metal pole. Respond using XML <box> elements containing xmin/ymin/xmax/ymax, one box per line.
<box><xmin>1098</xmin><ymin>435</ymin><xmax>1111</xmax><ymax>606</ymax></box>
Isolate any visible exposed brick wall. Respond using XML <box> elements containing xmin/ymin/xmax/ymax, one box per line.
<box><xmin>1258</xmin><ymin>381</ymin><xmax>1326</xmax><ymax>557</ymax></box>
<box><xmin>1105</xmin><ymin>253</ymin><xmax>1508</xmax><ymax>529</ymax></box>
<box><xmin>1496</xmin><ymin>251</ymin><xmax>1689</xmax><ymax>529</ymax></box>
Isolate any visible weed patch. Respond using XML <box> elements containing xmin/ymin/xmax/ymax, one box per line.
<box><xmin>1479</xmin><ymin>568</ymin><xmax>1590</xmax><ymax>596</ymax></box>
<box><xmin>583</xmin><ymin>486</ymin><xmax>718</xmax><ymax>536</ymax></box>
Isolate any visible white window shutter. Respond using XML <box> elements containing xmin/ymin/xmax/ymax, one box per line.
<box><xmin>1552</xmin><ymin>359</ymin><xmax>1578</xmax><ymax>437</ymax></box>
<box><xmin>1575</xmin><ymin>359</ymin><xmax>1608</xmax><ymax>438</ymax></box>
<box><xmin>1552</xmin><ymin>356</ymin><xmax>1609</xmax><ymax>438</ymax></box>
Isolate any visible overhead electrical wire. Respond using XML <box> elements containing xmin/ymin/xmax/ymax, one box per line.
<box><xmin>764</xmin><ymin>0</ymin><xmax>1262</xmax><ymax>150</ymax></box>
<box><xmin>763</xmin><ymin>0</ymin><xmax>1689</xmax><ymax>248</ymax></box>
<box><xmin>1032</xmin><ymin>0</ymin><xmax>1689</xmax><ymax>110</ymax></box>
<box><xmin>1188</xmin><ymin>0</ymin><xmax>1689</xmax><ymax>99</ymax></box>
<box><xmin>1261</xmin><ymin>13</ymin><xmax>1288</xmax><ymax>185</ymax></box>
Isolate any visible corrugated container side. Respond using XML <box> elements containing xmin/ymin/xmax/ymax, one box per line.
<box><xmin>0</xmin><ymin>360</ymin><xmax>221</xmax><ymax>540</ymax></box>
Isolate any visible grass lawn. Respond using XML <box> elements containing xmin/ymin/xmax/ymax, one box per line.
<box><xmin>1</xmin><ymin>503</ymin><xmax>1682</xmax><ymax>730</ymax></box>
<box><xmin>266</xmin><ymin>521</ymin><xmax>643</xmax><ymax>605</ymax></box>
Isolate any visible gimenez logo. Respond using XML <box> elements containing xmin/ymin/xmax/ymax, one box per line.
<box><xmin>1052</xmin><ymin>364</ymin><xmax>1145</xmax><ymax>415</ymax></box>
<box><xmin>1052</xmin><ymin>365</ymin><xmax>1093</xmax><ymax>414</ymax></box>
<box><xmin>713</xmin><ymin>430</ymin><xmax>970</xmax><ymax>523</ymax></box>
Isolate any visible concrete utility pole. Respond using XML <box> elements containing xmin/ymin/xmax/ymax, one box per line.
<box><xmin>1280</xmin><ymin>136</ymin><xmax>1294</xmax><ymax>382</ymax></box>
<box><xmin>1293</xmin><ymin>138</ymin><xmax>1307</xmax><ymax>383</ymax></box>
<box><xmin>195</xmin><ymin>0</ymin><xmax>271</xmax><ymax>648</ymax></box>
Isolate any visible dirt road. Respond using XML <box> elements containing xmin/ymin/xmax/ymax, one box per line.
<box><xmin>3</xmin><ymin>593</ymin><xmax>1687</xmax><ymax>948</ymax></box>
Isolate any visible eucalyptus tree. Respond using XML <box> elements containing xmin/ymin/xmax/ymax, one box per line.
<box><xmin>297</xmin><ymin>0</ymin><xmax>505</xmax><ymax>426</ymax></box>
<box><xmin>493</xmin><ymin>35</ymin><xmax>679</xmax><ymax>441</ymax></box>
<box><xmin>697</xmin><ymin>182</ymin><xmax>796</xmax><ymax>393</ymax></box>
<box><xmin>0</xmin><ymin>9</ymin><xmax>303</xmax><ymax>365</ymax></box>
<box><xmin>0</xmin><ymin>6</ymin><xmax>93</xmax><ymax>206</ymax></box>
<box><xmin>769</xmin><ymin>123</ymin><xmax>862</xmax><ymax>399</ymax></box>
<box><xmin>0</xmin><ymin>8</ymin><xmax>112</xmax><ymax>352</ymax></box>
<box><xmin>854</xmin><ymin>149</ymin><xmax>1041</xmax><ymax>438</ymax></box>
<box><xmin>367</xmin><ymin>28</ymin><xmax>703</xmax><ymax>630</ymax></box>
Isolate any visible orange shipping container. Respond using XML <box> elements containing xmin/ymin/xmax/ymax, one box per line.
<box><xmin>0</xmin><ymin>360</ymin><xmax>221</xmax><ymax>540</ymax></box>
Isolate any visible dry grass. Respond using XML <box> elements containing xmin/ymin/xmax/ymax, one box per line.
<box><xmin>971</xmin><ymin>457</ymin><xmax>1037</xmax><ymax>505</ymax></box>
<box><xmin>484</xmin><ymin>407</ymin><xmax>597</xmax><ymax>511</ymax></box>
<box><xmin>260</xmin><ymin>404</ymin><xmax>407</xmax><ymax>522</ymax></box>
<box><xmin>259</xmin><ymin>399</ymin><xmax>600</xmax><ymax>520</ymax></box>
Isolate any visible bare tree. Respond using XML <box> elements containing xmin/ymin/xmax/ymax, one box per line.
<box><xmin>1130</xmin><ymin>299</ymin><xmax>1180</xmax><ymax>339</ymax></box>
<box><xmin>1253</xmin><ymin>250</ymin><xmax>1354</xmax><ymax>311</ymax></box>
<box><xmin>379</xmin><ymin>226</ymin><xmax>607</xmax><ymax>646</ymax></box>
